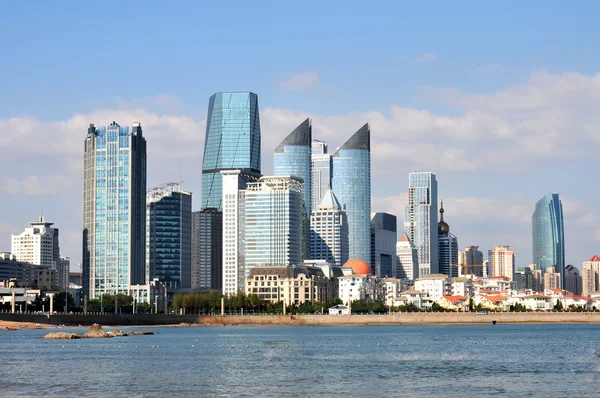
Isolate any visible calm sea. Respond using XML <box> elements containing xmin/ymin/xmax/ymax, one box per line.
<box><xmin>2</xmin><ymin>324</ymin><xmax>600</xmax><ymax>397</ymax></box>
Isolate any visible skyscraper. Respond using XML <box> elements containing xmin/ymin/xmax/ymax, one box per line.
<box><xmin>244</xmin><ymin>176</ymin><xmax>304</xmax><ymax>274</ymax></box>
<box><xmin>370</xmin><ymin>213</ymin><xmax>397</xmax><ymax>277</ymax></box>
<box><xmin>404</xmin><ymin>172</ymin><xmax>438</xmax><ymax>276</ymax></box>
<box><xmin>437</xmin><ymin>202</ymin><xmax>458</xmax><ymax>277</ymax></box>
<box><xmin>146</xmin><ymin>183</ymin><xmax>192</xmax><ymax>290</ymax></box>
<box><xmin>83</xmin><ymin>121</ymin><xmax>147</xmax><ymax>299</ymax></box>
<box><xmin>273</xmin><ymin>118</ymin><xmax>312</xmax><ymax>258</ymax></box>
<box><xmin>311</xmin><ymin>140</ymin><xmax>332</xmax><ymax>211</ymax></box>
<box><xmin>201</xmin><ymin>92</ymin><xmax>261</xmax><ymax>210</ymax></box>
<box><xmin>58</xmin><ymin>256</ymin><xmax>70</xmax><ymax>289</ymax></box>
<box><xmin>532</xmin><ymin>193</ymin><xmax>565</xmax><ymax>285</ymax></box>
<box><xmin>11</xmin><ymin>216</ymin><xmax>60</xmax><ymax>269</ymax></box>
<box><xmin>309</xmin><ymin>188</ymin><xmax>348</xmax><ymax>267</ymax></box>
<box><xmin>396</xmin><ymin>232</ymin><xmax>418</xmax><ymax>281</ymax></box>
<box><xmin>332</xmin><ymin>124</ymin><xmax>371</xmax><ymax>264</ymax></box>
<box><xmin>191</xmin><ymin>208</ymin><xmax>222</xmax><ymax>290</ymax></box>
<box><xmin>564</xmin><ymin>264</ymin><xmax>582</xmax><ymax>295</ymax></box>
<box><xmin>458</xmin><ymin>246</ymin><xmax>484</xmax><ymax>277</ymax></box>
<box><xmin>582</xmin><ymin>255</ymin><xmax>600</xmax><ymax>297</ymax></box>
<box><xmin>221</xmin><ymin>169</ymin><xmax>261</xmax><ymax>294</ymax></box>
<box><xmin>488</xmin><ymin>245</ymin><xmax>515</xmax><ymax>280</ymax></box>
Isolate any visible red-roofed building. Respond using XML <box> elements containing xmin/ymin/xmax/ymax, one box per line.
<box><xmin>438</xmin><ymin>295</ymin><xmax>469</xmax><ymax>312</ymax></box>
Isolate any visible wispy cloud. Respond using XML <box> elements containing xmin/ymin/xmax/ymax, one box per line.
<box><xmin>411</xmin><ymin>53</ymin><xmax>438</xmax><ymax>64</ymax></box>
<box><xmin>277</xmin><ymin>71</ymin><xmax>320</xmax><ymax>92</ymax></box>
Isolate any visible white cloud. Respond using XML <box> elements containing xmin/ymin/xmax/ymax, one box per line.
<box><xmin>412</xmin><ymin>53</ymin><xmax>438</xmax><ymax>64</ymax></box>
<box><xmin>4</xmin><ymin>176</ymin><xmax>73</xmax><ymax>196</ymax></box>
<box><xmin>277</xmin><ymin>71</ymin><xmax>320</xmax><ymax>92</ymax></box>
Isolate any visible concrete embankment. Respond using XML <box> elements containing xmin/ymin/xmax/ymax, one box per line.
<box><xmin>2</xmin><ymin>312</ymin><xmax>600</xmax><ymax>327</ymax></box>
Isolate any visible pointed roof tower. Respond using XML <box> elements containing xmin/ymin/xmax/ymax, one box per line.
<box><xmin>438</xmin><ymin>199</ymin><xmax>450</xmax><ymax>235</ymax></box>
<box><xmin>333</xmin><ymin>123</ymin><xmax>370</xmax><ymax>157</ymax></box>
<box><xmin>274</xmin><ymin>118</ymin><xmax>312</xmax><ymax>153</ymax></box>
<box><xmin>318</xmin><ymin>187</ymin><xmax>342</xmax><ymax>208</ymax></box>
<box><xmin>399</xmin><ymin>231</ymin><xmax>411</xmax><ymax>243</ymax></box>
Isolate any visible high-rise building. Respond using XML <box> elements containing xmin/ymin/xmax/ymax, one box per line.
<box><xmin>582</xmin><ymin>255</ymin><xmax>600</xmax><ymax>297</ymax></box>
<box><xmin>488</xmin><ymin>245</ymin><xmax>515</xmax><ymax>280</ymax></box>
<box><xmin>404</xmin><ymin>172</ymin><xmax>438</xmax><ymax>276</ymax></box>
<box><xmin>543</xmin><ymin>266</ymin><xmax>561</xmax><ymax>291</ymax></box>
<box><xmin>370</xmin><ymin>213</ymin><xmax>397</xmax><ymax>277</ymax></box>
<box><xmin>221</xmin><ymin>169</ymin><xmax>261</xmax><ymax>294</ymax></box>
<box><xmin>332</xmin><ymin>124</ymin><xmax>371</xmax><ymax>264</ymax></box>
<box><xmin>437</xmin><ymin>201</ymin><xmax>458</xmax><ymax>277</ymax></box>
<box><xmin>12</xmin><ymin>216</ymin><xmax>60</xmax><ymax>269</ymax></box>
<box><xmin>564</xmin><ymin>264</ymin><xmax>582</xmax><ymax>295</ymax></box>
<box><xmin>532</xmin><ymin>193</ymin><xmax>565</xmax><ymax>285</ymax></box>
<box><xmin>244</xmin><ymin>176</ymin><xmax>303</xmax><ymax>275</ymax></box>
<box><xmin>396</xmin><ymin>232</ymin><xmax>418</xmax><ymax>281</ymax></box>
<box><xmin>273</xmin><ymin>118</ymin><xmax>312</xmax><ymax>258</ymax></box>
<box><xmin>311</xmin><ymin>140</ymin><xmax>332</xmax><ymax>211</ymax></box>
<box><xmin>309</xmin><ymin>188</ymin><xmax>348</xmax><ymax>267</ymax></box>
<box><xmin>528</xmin><ymin>263</ymin><xmax>543</xmax><ymax>292</ymax></box>
<box><xmin>146</xmin><ymin>183</ymin><xmax>192</xmax><ymax>290</ymax></box>
<box><xmin>58</xmin><ymin>256</ymin><xmax>70</xmax><ymax>289</ymax></box>
<box><xmin>201</xmin><ymin>92</ymin><xmax>261</xmax><ymax>210</ymax></box>
<box><xmin>83</xmin><ymin>122</ymin><xmax>147</xmax><ymax>299</ymax></box>
<box><xmin>191</xmin><ymin>208</ymin><xmax>222</xmax><ymax>290</ymax></box>
<box><xmin>458</xmin><ymin>246</ymin><xmax>484</xmax><ymax>277</ymax></box>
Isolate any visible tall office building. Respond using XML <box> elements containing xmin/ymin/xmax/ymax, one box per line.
<box><xmin>201</xmin><ymin>92</ymin><xmax>261</xmax><ymax>210</ymax></box>
<box><xmin>564</xmin><ymin>264</ymin><xmax>582</xmax><ymax>295</ymax></box>
<box><xmin>221</xmin><ymin>169</ymin><xmax>261</xmax><ymax>294</ymax></box>
<box><xmin>309</xmin><ymin>188</ymin><xmax>348</xmax><ymax>267</ymax></box>
<box><xmin>83</xmin><ymin>121</ymin><xmax>147</xmax><ymax>299</ymax></box>
<box><xmin>191</xmin><ymin>208</ymin><xmax>222</xmax><ymax>290</ymax></box>
<box><xmin>311</xmin><ymin>140</ymin><xmax>332</xmax><ymax>211</ymax></box>
<box><xmin>396</xmin><ymin>233</ymin><xmax>418</xmax><ymax>281</ymax></box>
<box><xmin>458</xmin><ymin>246</ymin><xmax>484</xmax><ymax>277</ymax></box>
<box><xmin>370</xmin><ymin>213</ymin><xmax>397</xmax><ymax>277</ymax></box>
<box><xmin>437</xmin><ymin>202</ymin><xmax>458</xmax><ymax>277</ymax></box>
<box><xmin>11</xmin><ymin>216</ymin><xmax>60</xmax><ymax>268</ymax></box>
<box><xmin>58</xmin><ymin>256</ymin><xmax>70</xmax><ymax>289</ymax></box>
<box><xmin>488</xmin><ymin>245</ymin><xmax>515</xmax><ymax>280</ymax></box>
<box><xmin>273</xmin><ymin>118</ymin><xmax>312</xmax><ymax>258</ymax></box>
<box><xmin>332</xmin><ymin>124</ymin><xmax>371</xmax><ymax>264</ymax></box>
<box><xmin>146</xmin><ymin>183</ymin><xmax>192</xmax><ymax>290</ymax></box>
<box><xmin>404</xmin><ymin>172</ymin><xmax>438</xmax><ymax>276</ymax></box>
<box><xmin>244</xmin><ymin>176</ymin><xmax>303</xmax><ymax>274</ymax></box>
<box><xmin>532</xmin><ymin>193</ymin><xmax>565</xmax><ymax>285</ymax></box>
<box><xmin>582</xmin><ymin>256</ymin><xmax>600</xmax><ymax>297</ymax></box>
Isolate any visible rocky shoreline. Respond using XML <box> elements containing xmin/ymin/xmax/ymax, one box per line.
<box><xmin>43</xmin><ymin>324</ymin><xmax>155</xmax><ymax>339</ymax></box>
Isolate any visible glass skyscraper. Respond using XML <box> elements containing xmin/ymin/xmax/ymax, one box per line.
<box><xmin>437</xmin><ymin>201</ymin><xmax>458</xmax><ymax>277</ymax></box>
<box><xmin>332</xmin><ymin>124</ymin><xmax>371</xmax><ymax>264</ymax></box>
<box><xmin>311</xmin><ymin>140</ymin><xmax>332</xmax><ymax>211</ymax></box>
<box><xmin>404</xmin><ymin>172</ymin><xmax>438</xmax><ymax>276</ymax></box>
<box><xmin>201</xmin><ymin>92</ymin><xmax>261</xmax><ymax>210</ymax></box>
<box><xmin>244</xmin><ymin>176</ymin><xmax>303</xmax><ymax>275</ymax></box>
<box><xmin>146</xmin><ymin>184</ymin><xmax>192</xmax><ymax>290</ymax></box>
<box><xmin>191</xmin><ymin>208</ymin><xmax>222</xmax><ymax>291</ymax></box>
<box><xmin>532</xmin><ymin>193</ymin><xmax>565</xmax><ymax>285</ymax></box>
<box><xmin>83</xmin><ymin>122</ymin><xmax>147</xmax><ymax>299</ymax></box>
<box><xmin>273</xmin><ymin>118</ymin><xmax>312</xmax><ymax>258</ymax></box>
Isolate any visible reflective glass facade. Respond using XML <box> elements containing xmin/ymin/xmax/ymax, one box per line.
<box><xmin>191</xmin><ymin>208</ymin><xmax>222</xmax><ymax>290</ymax></box>
<box><xmin>311</xmin><ymin>140</ymin><xmax>332</xmax><ymax>212</ymax></box>
<box><xmin>332</xmin><ymin>124</ymin><xmax>371</xmax><ymax>264</ymax></box>
<box><xmin>83</xmin><ymin>122</ymin><xmax>146</xmax><ymax>299</ymax></box>
<box><xmin>309</xmin><ymin>189</ymin><xmax>349</xmax><ymax>267</ymax></box>
<box><xmin>404</xmin><ymin>172</ymin><xmax>438</xmax><ymax>276</ymax></box>
<box><xmin>532</xmin><ymin>193</ymin><xmax>565</xmax><ymax>285</ymax></box>
<box><xmin>370</xmin><ymin>213</ymin><xmax>397</xmax><ymax>277</ymax></box>
<box><xmin>146</xmin><ymin>186</ymin><xmax>192</xmax><ymax>290</ymax></box>
<box><xmin>201</xmin><ymin>92</ymin><xmax>261</xmax><ymax>210</ymax></box>
<box><xmin>244</xmin><ymin>177</ymin><xmax>303</xmax><ymax>276</ymax></box>
<box><xmin>273</xmin><ymin>118</ymin><xmax>312</xmax><ymax>259</ymax></box>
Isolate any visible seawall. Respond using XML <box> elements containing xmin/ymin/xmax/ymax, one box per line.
<box><xmin>3</xmin><ymin>312</ymin><xmax>600</xmax><ymax>327</ymax></box>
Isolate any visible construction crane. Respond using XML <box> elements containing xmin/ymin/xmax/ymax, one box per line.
<box><xmin>452</xmin><ymin>263</ymin><xmax>489</xmax><ymax>278</ymax></box>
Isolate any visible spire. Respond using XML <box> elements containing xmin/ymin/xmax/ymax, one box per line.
<box><xmin>438</xmin><ymin>199</ymin><xmax>449</xmax><ymax>235</ymax></box>
<box><xmin>439</xmin><ymin>199</ymin><xmax>445</xmax><ymax>222</ymax></box>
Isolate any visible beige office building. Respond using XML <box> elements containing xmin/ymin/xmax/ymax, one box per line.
<box><xmin>488</xmin><ymin>246</ymin><xmax>515</xmax><ymax>280</ymax></box>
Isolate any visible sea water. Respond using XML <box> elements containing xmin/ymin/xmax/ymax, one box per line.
<box><xmin>1</xmin><ymin>324</ymin><xmax>599</xmax><ymax>397</ymax></box>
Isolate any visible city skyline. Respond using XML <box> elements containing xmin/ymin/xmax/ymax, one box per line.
<box><xmin>2</xmin><ymin>2</ymin><xmax>600</xmax><ymax>270</ymax></box>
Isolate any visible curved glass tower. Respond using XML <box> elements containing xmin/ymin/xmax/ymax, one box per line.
<box><xmin>332</xmin><ymin>124</ymin><xmax>371</xmax><ymax>264</ymax></box>
<box><xmin>201</xmin><ymin>92</ymin><xmax>261</xmax><ymax>210</ymax></box>
<box><xmin>532</xmin><ymin>193</ymin><xmax>565</xmax><ymax>285</ymax></box>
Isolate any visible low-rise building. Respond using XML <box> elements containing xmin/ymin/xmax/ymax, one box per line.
<box><xmin>329</xmin><ymin>304</ymin><xmax>349</xmax><ymax>315</ymax></box>
<box><xmin>383</xmin><ymin>277</ymin><xmax>403</xmax><ymax>307</ymax></box>
<box><xmin>246</xmin><ymin>265</ymin><xmax>333</xmax><ymax>305</ymax></box>
<box><xmin>451</xmin><ymin>277</ymin><xmax>473</xmax><ymax>297</ymax></box>
<box><xmin>438</xmin><ymin>295</ymin><xmax>469</xmax><ymax>311</ymax></box>
<box><xmin>393</xmin><ymin>289</ymin><xmax>430</xmax><ymax>309</ymax></box>
<box><xmin>414</xmin><ymin>274</ymin><xmax>449</xmax><ymax>302</ymax></box>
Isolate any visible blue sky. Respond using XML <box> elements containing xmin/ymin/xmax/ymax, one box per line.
<box><xmin>1</xmin><ymin>1</ymin><xmax>600</xmax><ymax>269</ymax></box>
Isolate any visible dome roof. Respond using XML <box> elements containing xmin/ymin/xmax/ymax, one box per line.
<box><xmin>343</xmin><ymin>259</ymin><xmax>371</xmax><ymax>275</ymax></box>
<box><xmin>438</xmin><ymin>199</ymin><xmax>450</xmax><ymax>235</ymax></box>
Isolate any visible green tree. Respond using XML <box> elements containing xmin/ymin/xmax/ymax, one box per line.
<box><xmin>554</xmin><ymin>299</ymin><xmax>563</xmax><ymax>311</ymax></box>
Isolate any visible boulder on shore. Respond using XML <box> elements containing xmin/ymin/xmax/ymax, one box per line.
<box><xmin>43</xmin><ymin>332</ymin><xmax>82</xmax><ymax>340</ymax></box>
